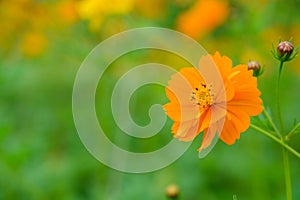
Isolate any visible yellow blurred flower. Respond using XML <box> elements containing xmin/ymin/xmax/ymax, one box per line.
<box><xmin>0</xmin><ymin>0</ymin><xmax>81</xmax><ymax>57</ymax></box>
<box><xmin>134</xmin><ymin>0</ymin><xmax>166</xmax><ymax>19</ymax></box>
<box><xmin>177</xmin><ymin>0</ymin><xmax>229</xmax><ymax>40</ymax></box>
<box><xmin>0</xmin><ymin>1</ymin><xmax>48</xmax><ymax>57</ymax></box>
<box><xmin>0</xmin><ymin>0</ymin><xmax>30</xmax><ymax>41</ymax></box>
<box><xmin>20</xmin><ymin>32</ymin><xmax>48</xmax><ymax>57</ymax></box>
<box><xmin>55</xmin><ymin>0</ymin><xmax>79</xmax><ymax>25</ymax></box>
<box><xmin>76</xmin><ymin>0</ymin><xmax>134</xmax><ymax>31</ymax></box>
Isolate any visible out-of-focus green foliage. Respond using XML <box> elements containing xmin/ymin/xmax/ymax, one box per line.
<box><xmin>1</xmin><ymin>0</ymin><xmax>300</xmax><ymax>199</ymax></box>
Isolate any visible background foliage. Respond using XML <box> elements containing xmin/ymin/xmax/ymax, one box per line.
<box><xmin>1</xmin><ymin>0</ymin><xmax>300</xmax><ymax>199</ymax></box>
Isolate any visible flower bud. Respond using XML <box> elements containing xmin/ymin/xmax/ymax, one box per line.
<box><xmin>247</xmin><ymin>60</ymin><xmax>263</xmax><ymax>77</ymax></box>
<box><xmin>166</xmin><ymin>184</ymin><xmax>179</xmax><ymax>199</ymax></box>
<box><xmin>277</xmin><ymin>41</ymin><xmax>294</xmax><ymax>59</ymax></box>
<box><xmin>272</xmin><ymin>40</ymin><xmax>298</xmax><ymax>62</ymax></box>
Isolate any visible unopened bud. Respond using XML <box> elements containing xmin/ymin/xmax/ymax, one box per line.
<box><xmin>272</xmin><ymin>40</ymin><xmax>298</xmax><ymax>62</ymax></box>
<box><xmin>277</xmin><ymin>41</ymin><xmax>294</xmax><ymax>60</ymax></box>
<box><xmin>166</xmin><ymin>184</ymin><xmax>179</xmax><ymax>199</ymax></box>
<box><xmin>247</xmin><ymin>60</ymin><xmax>262</xmax><ymax>77</ymax></box>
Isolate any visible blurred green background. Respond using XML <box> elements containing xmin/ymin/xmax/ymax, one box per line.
<box><xmin>1</xmin><ymin>0</ymin><xmax>300</xmax><ymax>199</ymax></box>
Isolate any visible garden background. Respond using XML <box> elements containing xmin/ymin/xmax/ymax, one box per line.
<box><xmin>1</xmin><ymin>0</ymin><xmax>300</xmax><ymax>199</ymax></box>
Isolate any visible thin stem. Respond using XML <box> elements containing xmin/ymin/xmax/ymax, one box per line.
<box><xmin>278</xmin><ymin>61</ymin><xmax>284</xmax><ymax>80</ymax></box>
<box><xmin>250</xmin><ymin>124</ymin><xmax>300</xmax><ymax>159</ymax></box>
<box><xmin>282</xmin><ymin>148</ymin><xmax>292</xmax><ymax>200</ymax></box>
<box><xmin>286</xmin><ymin>122</ymin><xmax>300</xmax><ymax>140</ymax></box>
<box><xmin>276</xmin><ymin>61</ymin><xmax>292</xmax><ymax>200</ymax></box>
<box><xmin>277</xmin><ymin>61</ymin><xmax>285</xmax><ymax>133</ymax></box>
<box><xmin>262</xmin><ymin>106</ymin><xmax>282</xmax><ymax>138</ymax></box>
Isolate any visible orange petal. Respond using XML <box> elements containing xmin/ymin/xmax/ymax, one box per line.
<box><xmin>173</xmin><ymin>119</ymin><xmax>201</xmax><ymax>141</ymax></box>
<box><xmin>178</xmin><ymin>67</ymin><xmax>203</xmax><ymax>87</ymax></box>
<box><xmin>198</xmin><ymin>125</ymin><xmax>216</xmax><ymax>151</ymax></box>
<box><xmin>164</xmin><ymin>102</ymin><xmax>201</xmax><ymax>121</ymax></box>
<box><xmin>198</xmin><ymin>108</ymin><xmax>212</xmax><ymax>132</ymax></box>
<box><xmin>227</xmin><ymin>106</ymin><xmax>250</xmax><ymax>132</ymax></box>
<box><xmin>220</xmin><ymin>107</ymin><xmax>250</xmax><ymax>145</ymax></box>
<box><xmin>211</xmin><ymin>51</ymin><xmax>232</xmax><ymax>78</ymax></box>
<box><xmin>219</xmin><ymin>117</ymin><xmax>239</xmax><ymax>145</ymax></box>
<box><xmin>228</xmin><ymin>98</ymin><xmax>263</xmax><ymax>116</ymax></box>
<box><xmin>197</xmin><ymin>119</ymin><xmax>224</xmax><ymax>152</ymax></box>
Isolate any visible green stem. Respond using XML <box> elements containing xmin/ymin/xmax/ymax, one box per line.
<box><xmin>250</xmin><ymin>124</ymin><xmax>300</xmax><ymax>159</ymax></box>
<box><xmin>277</xmin><ymin>61</ymin><xmax>285</xmax><ymax>133</ymax></box>
<box><xmin>282</xmin><ymin>148</ymin><xmax>292</xmax><ymax>200</ymax></box>
<box><xmin>262</xmin><ymin>106</ymin><xmax>282</xmax><ymax>138</ymax></box>
<box><xmin>276</xmin><ymin>61</ymin><xmax>292</xmax><ymax>200</ymax></box>
<box><xmin>286</xmin><ymin>122</ymin><xmax>300</xmax><ymax>140</ymax></box>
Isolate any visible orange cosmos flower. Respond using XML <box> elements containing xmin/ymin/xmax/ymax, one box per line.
<box><xmin>177</xmin><ymin>0</ymin><xmax>229</xmax><ymax>40</ymax></box>
<box><xmin>164</xmin><ymin>52</ymin><xmax>263</xmax><ymax>152</ymax></box>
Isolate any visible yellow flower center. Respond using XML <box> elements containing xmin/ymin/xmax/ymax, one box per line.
<box><xmin>191</xmin><ymin>82</ymin><xmax>214</xmax><ymax>110</ymax></box>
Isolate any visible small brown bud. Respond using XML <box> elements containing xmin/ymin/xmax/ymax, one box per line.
<box><xmin>247</xmin><ymin>60</ymin><xmax>262</xmax><ymax>77</ymax></box>
<box><xmin>166</xmin><ymin>184</ymin><xmax>179</xmax><ymax>199</ymax></box>
<box><xmin>272</xmin><ymin>40</ymin><xmax>298</xmax><ymax>63</ymax></box>
<box><xmin>277</xmin><ymin>41</ymin><xmax>294</xmax><ymax>59</ymax></box>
